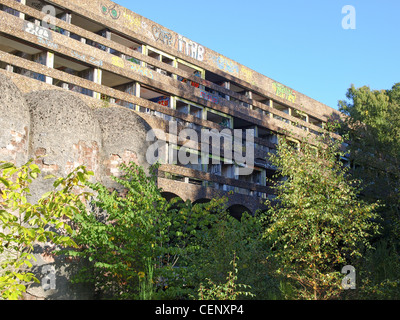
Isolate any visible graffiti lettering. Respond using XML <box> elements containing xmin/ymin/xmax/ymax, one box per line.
<box><xmin>24</xmin><ymin>21</ymin><xmax>52</xmax><ymax>41</ymax></box>
<box><xmin>72</xmin><ymin>50</ymin><xmax>103</xmax><ymax>67</ymax></box>
<box><xmin>241</xmin><ymin>67</ymin><xmax>256</xmax><ymax>86</ymax></box>
<box><xmin>272</xmin><ymin>82</ymin><xmax>296</xmax><ymax>103</ymax></box>
<box><xmin>150</xmin><ymin>96</ymin><xmax>170</xmax><ymax>107</ymax></box>
<box><xmin>111</xmin><ymin>56</ymin><xmax>154</xmax><ymax>79</ymax></box>
<box><xmin>122</xmin><ymin>12</ymin><xmax>141</xmax><ymax>31</ymax></box>
<box><xmin>37</xmin><ymin>36</ymin><xmax>58</xmax><ymax>50</ymax></box>
<box><xmin>129</xmin><ymin>61</ymin><xmax>154</xmax><ymax>79</ymax></box>
<box><xmin>89</xmin><ymin>56</ymin><xmax>103</xmax><ymax>67</ymax></box>
<box><xmin>152</xmin><ymin>25</ymin><xmax>174</xmax><ymax>46</ymax></box>
<box><xmin>210</xmin><ymin>55</ymin><xmax>239</xmax><ymax>76</ymax></box>
<box><xmin>177</xmin><ymin>35</ymin><xmax>204</xmax><ymax>62</ymax></box>
<box><xmin>200</xmin><ymin>90</ymin><xmax>219</xmax><ymax>104</ymax></box>
<box><xmin>111</xmin><ymin>56</ymin><xmax>125</xmax><ymax>68</ymax></box>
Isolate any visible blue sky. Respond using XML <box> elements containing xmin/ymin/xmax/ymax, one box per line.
<box><xmin>116</xmin><ymin>0</ymin><xmax>400</xmax><ymax>110</ymax></box>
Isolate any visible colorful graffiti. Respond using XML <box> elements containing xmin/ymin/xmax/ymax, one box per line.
<box><xmin>152</xmin><ymin>25</ymin><xmax>174</xmax><ymax>46</ymax></box>
<box><xmin>241</xmin><ymin>67</ymin><xmax>256</xmax><ymax>86</ymax></box>
<box><xmin>177</xmin><ymin>35</ymin><xmax>205</xmax><ymax>62</ymax></box>
<box><xmin>111</xmin><ymin>56</ymin><xmax>154</xmax><ymax>79</ymax></box>
<box><xmin>122</xmin><ymin>11</ymin><xmax>141</xmax><ymax>31</ymax></box>
<box><xmin>150</xmin><ymin>96</ymin><xmax>170</xmax><ymax>107</ymax></box>
<box><xmin>101</xmin><ymin>3</ymin><xmax>120</xmax><ymax>19</ymax></box>
<box><xmin>178</xmin><ymin>76</ymin><xmax>200</xmax><ymax>88</ymax></box>
<box><xmin>272</xmin><ymin>82</ymin><xmax>297</xmax><ymax>103</ymax></box>
<box><xmin>111</xmin><ymin>56</ymin><xmax>125</xmax><ymax>68</ymax></box>
<box><xmin>209</xmin><ymin>55</ymin><xmax>239</xmax><ymax>76</ymax></box>
<box><xmin>200</xmin><ymin>90</ymin><xmax>219</xmax><ymax>104</ymax></box>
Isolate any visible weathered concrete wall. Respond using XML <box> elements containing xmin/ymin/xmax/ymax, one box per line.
<box><xmin>25</xmin><ymin>90</ymin><xmax>103</xmax><ymax>202</ymax></box>
<box><xmin>94</xmin><ymin>107</ymin><xmax>152</xmax><ymax>190</ymax></box>
<box><xmin>0</xmin><ymin>73</ymin><xmax>30</xmax><ymax>166</ymax></box>
<box><xmin>0</xmin><ymin>74</ymin><xmax>152</xmax><ymax>300</ymax></box>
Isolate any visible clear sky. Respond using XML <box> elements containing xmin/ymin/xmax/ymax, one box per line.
<box><xmin>115</xmin><ymin>0</ymin><xmax>400</xmax><ymax>110</ymax></box>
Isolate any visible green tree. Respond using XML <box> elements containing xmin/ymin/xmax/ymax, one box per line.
<box><xmin>67</xmin><ymin>162</ymin><xmax>219</xmax><ymax>300</ymax></box>
<box><xmin>339</xmin><ymin>83</ymin><xmax>400</xmax><ymax>240</ymax></box>
<box><xmin>0</xmin><ymin>160</ymin><xmax>92</xmax><ymax>300</ymax></box>
<box><xmin>189</xmin><ymin>210</ymin><xmax>276</xmax><ymax>300</ymax></box>
<box><xmin>263</xmin><ymin>130</ymin><xmax>379</xmax><ymax>300</ymax></box>
<box><xmin>339</xmin><ymin>82</ymin><xmax>400</xmax><ymax>298</ymax></box>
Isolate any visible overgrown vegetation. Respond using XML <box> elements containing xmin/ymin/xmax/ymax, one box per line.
<box><xmin>263</xmin><ymin>130</ymin><xmax>379</xmax><ymax>300</ymax></box>
<box><xmin>0</xmin><ymin>161</ymin><xmax>92</xmax><ymax>300</ymax></box>
<box><xmin>1</xmin><ymin>82</ymin><xmax>400</xmax><ymax>300</ymax></box>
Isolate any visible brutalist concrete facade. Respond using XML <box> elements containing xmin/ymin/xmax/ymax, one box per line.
<box><xmin>0</xmin><ymin>0</ymin><xmax>343</xmax><ymax>216</ymax></box>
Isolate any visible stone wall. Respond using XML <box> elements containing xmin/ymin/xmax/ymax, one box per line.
<box><xmin>0</xmin><ymin>73</ymin><xmax>152</xmax><ymax>299</ymax></box>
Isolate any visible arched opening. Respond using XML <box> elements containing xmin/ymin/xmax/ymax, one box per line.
<box><xmin>161</xmin><ymin>192</ymin><xmax>184</xmax><ymax>210</ymax></box>
<box><xmin>161</xmin><ymin>192</ymin><xmax>183</xmax><ymax>202</ymax></box>
<box><xmin>227</xmin><ymin>204</ymin><xmax>251</xmax><ymax>221</ymax></box>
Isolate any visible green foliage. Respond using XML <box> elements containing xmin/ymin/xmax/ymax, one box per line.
<box><xmin>0</xmin><ymin>160</ymin><xmax>93</xmax><ymax>300</ymax></box>
<box><xmin>351</xmin><ymin>240</ymin><xmax>400</xmax><ymax>300</ymax></box>
<box><xmin>338</xmin><ymin>83</ymin><xmax>400</xmax><ymax>299</ymax></box>
<box><xmin>67</xmin><ymin>162</ymin><xmax>221</xmax><ymax>300</ymax></box>
<box><xmin>194</xmin><ymin>254</ymin><xmax>255</xmax><ymax>300</ymax></box>
<box><xmin>263</xmin><ymin>129</ymin><xmax>379</xmax><ymax>300</ymax></box>
<box><xmin>188</xmin><ymin>209</ymin><xmax>278</xmax><ymax>300</ymax></box>
<box><xmin>339</xmin><ymin>83</ymin><xmax>400</xmax><ymax>242</ymax></box>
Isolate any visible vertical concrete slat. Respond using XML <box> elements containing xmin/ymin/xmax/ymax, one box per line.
<box><xmin>93</xmin><ymin>68</ymin><xmax>102</xmax><ymax>99</ymax></box>
<box><xmin>45</xmin><ymin>51</ymin><xmax>54</xmax><ymax>84</ymax></box>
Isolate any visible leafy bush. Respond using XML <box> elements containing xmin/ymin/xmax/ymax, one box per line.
<box><xmin>66</xmin><ymin>162</ymin><xmax>222</xmax><ymax>300</ymax></box>
<box><xmin>0</xmin><ymin>160</ymin><xmax>92</xmax><ymax>300</ymax></box>
<box><xmin>187</xmin><ymin>209</ymin><xmax>277</xmax><ymax>300</ymax></box>
<box><xmin>194</xmin><ymin>254</ymin><xmax>255</xmax><ymax>300</ymax></box>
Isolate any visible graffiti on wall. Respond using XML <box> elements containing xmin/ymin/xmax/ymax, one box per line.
<box><xmin>200</xmin><ymin>90</ymin><xmax>219</xmax><ymax>104</ymax></box>
<box><xmin>23</xmin><ymin>21</ymin><xmax>59</xmax><ymax>50</ymax></box>
<box><xmin>272</xmin><ymin>82</ymin><xmax>296</xmax><ymax>103</ymax></box>
<box><xmin>209</xmin><ymin>55</ymin><xmax>239</xmax><ymax>77</ymax></box>
<box><xmin>177</xmin><ymin>35</ymin><xmax>205</xmax><ymax>62</ymax></box>
<box><xmin>241</xmin><ymin>67</ymin><xmax>256</xmax><ymax>86</ymax></box>
<box><xmin>152</xmin><ymin>25</ymin><xmax>174</xmax><ymax>46</ymax></box>
<box><xmin>100</xmin><ymin>3</ymin><xmax>120</xmax><ymax>20</ymax></box>
<box><xmin>122</xmin><ymin>11</ymin><xmax>141</xmax><ymax>31</ymax></box>
<box><xmin>150</xmin><ymin>96</ymin><xmax>170</xmax><ymax>107</ymax></box>
<box><xmin>24</xmin><ymin>21</ymin><xmax>52</xmax><ymax>41</ymax></box>
<box><xmin>111</xmin><ymin>56</ymin><xmax>154</xmax><ymax>79</ymax></box>
<box><xmin>72</xmin><ymin>50</ymin><xmax>103</xmax><ymax>68</ymax></box>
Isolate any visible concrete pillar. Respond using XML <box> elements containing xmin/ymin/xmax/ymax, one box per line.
<box><xmin>93</xmin><ymin>68</ymin><xmax>102</xmax><ymax>99</ymax></box>
<box><xmin>5</xmin><ymin>64</ymin><xmax>14</xmax><ymax>72</ymax></box>
<box><xmin>224</xmin><ymin>81</ymin><xmax>230</xmax><ymax>101</ymax></box>
<box><xmin>105</xmin><ymin>30</ymin><xmax>111</xmax><ymax>53</ymax></box>
<box><xmin>63</xmin><ymin>12</ymin><xmax>72</xmax><ymax>37</ymax></box>
<box><xmin>269</xmin><ymin>99</ymin><xmax>274</xmax><ymax>118</ymax></box>
<box><xmin>45</xmin><ymin>51</ymin><xmax>54</xmax><ymax>84</ymax></box>
<box><xmin>19</xmin><ymin>0</ymin><xmax>26</xmax><ymax>20</ymax></box>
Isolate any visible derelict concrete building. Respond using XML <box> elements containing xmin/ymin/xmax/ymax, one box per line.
<box><xmin>0</xmin><ymin>0</ymin><xmax>343</xmax><ymax>217</ymax></box>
